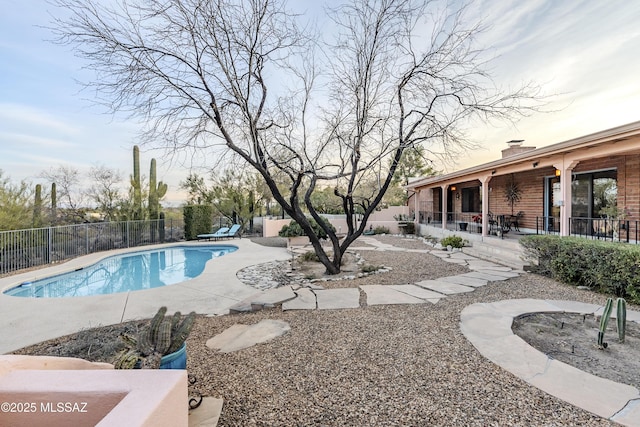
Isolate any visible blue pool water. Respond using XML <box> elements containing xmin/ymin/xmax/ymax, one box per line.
<box><xmin>4</xmin><ymin>245</ymin><xmax>237</xmax><ymax>298</ymax></box>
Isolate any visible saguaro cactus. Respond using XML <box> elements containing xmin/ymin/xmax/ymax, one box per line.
<box><xmin>50</xmin><ymin>182</ymin><xmax>57</xmax><ymax>225</ymax></box>
<box><xmin>33</xmin><ymin>184</ymin><xmax>42</xmax><ymax>227</ymax></box>
<box><xmin>148</xmin><ymin>158</ymin><xmax>167</xmax><ymax>221</ymax></box>
<box><xmin>131</xmin><ymin>145</ymin><xmax>143</xmax><ymax>220</ymax></box>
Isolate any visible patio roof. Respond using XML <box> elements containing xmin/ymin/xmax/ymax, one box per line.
<box><xmin>406</xmin><ymin>120</ymin><xmax>640</xmax><ymax>190</ymax></box>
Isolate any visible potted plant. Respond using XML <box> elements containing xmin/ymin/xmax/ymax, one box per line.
<box><xmin>472</xmin><ymin>214</ymin><xmax>483</xmax><ymax>233</ymax></box>
<box><xmin>113</xmin><ymin>307</ymin><xmax>195</xmax><ymax>369</ymax></box>
<box><xmin>504</xmin><ymin>174</ymin><xmax>522</xmax><ymax>216</ymax></box>
<box><xmin>393</xmin><ymin>214</ymin><xmax>415</xmax><ymax>235</ymax></box>
<box><xmin>599</xmin><ymin>205</ymin><xmax>631</xmax><ymax>230</ymax></box>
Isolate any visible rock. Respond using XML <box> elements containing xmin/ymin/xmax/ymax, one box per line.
<box><xmin>206</xmin><ymin>320</ymin><xmax>291</xmax><ymax>353</ymax></box>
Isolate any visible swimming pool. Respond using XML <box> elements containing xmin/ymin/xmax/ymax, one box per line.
<box><xmin>4</xmin><ymin>245</ymin><xmax>238</xmax><ymax>298</ymax></box>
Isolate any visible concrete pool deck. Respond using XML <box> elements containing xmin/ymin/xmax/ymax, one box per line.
<box><xmin>0</xmin><ymin>239</ymin><xmax>290</xmax><ymax>354</ymax></box>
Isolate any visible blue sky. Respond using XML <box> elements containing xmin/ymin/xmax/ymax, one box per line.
<box><xmin>1</xmin><ymin>0</ymin><xmax>640</xmax><ymax>205</ymax></box>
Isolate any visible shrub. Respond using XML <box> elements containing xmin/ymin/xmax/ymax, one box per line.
<box><xmin>361</xmin><ymin>264</ymin><xmax>380</xmax><ymax>273</ymax></box>
<box><xmin>520</xmin><ymin>235</ymin><xmax>640</xmax><ymax>303</ymax></box>
<box><xmin>440</xmin><ymin>235</ymin><xmax>464</xmax><ymax>249</ymax></box>
<box><xmin>183</xmin><ymin>204</ymin><xmax>213</xmax><ymax>240</ymax></box>
<box><xmin>278</xmin><ymin>217</ymin><xmax>335</xmax><ymax>239</ymax></box>
<box><xmin>401</xmin><ymin>222</ymin><xmax>416</xmax><ymax>234</ymax></box>
<box><xmin>374</xmin><ymin>226</ymin><xmax>390</xmax><ymax>234</ymax></box>
<box><xmin>300</xmin><ymin>251</ymin><xmax>319</xmax><ymax>262</ymax></box>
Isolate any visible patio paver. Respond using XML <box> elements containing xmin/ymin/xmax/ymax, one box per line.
<box><xmin>440</xmin><ymin>275</ymin><xmax>488</xmax><ymax>288</ymax></box>
<box><xmin>387</xmin><ymin>284</ymin><xmax>444</xmax><ymax>303</ymax></box>
<box><xmin>282</xmin><ymin>288</ymin><xmax>317</xmax><ymax>311</ymax></box>
<box><xmin>361</xmin><ymin>285</ymin><xmax>427</xmax><ymax>305</ymax></box>
<box><xmin>415</xmin><ymin>280</ymin><xmax>475</xmax><ymax>295</ymax></box>
<box><xmin>315</xmin><ymin>288</ymin><xmax>360</xmax><ymax>310</ymax></box>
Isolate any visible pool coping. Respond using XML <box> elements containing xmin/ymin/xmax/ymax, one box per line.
<box><xmin>0</xmin><ymin>239</ymin><xmax>290</xmax><ymax>354</ymax></box>
<box><xmin>2</xmin><ymin>243</ymin><xmax>241</xmax><ymax>297</ymax></box>
<box><xmin>460</xmin><ymin>299</ymin><xmax>640</xmax><ymax>427</ymax></box>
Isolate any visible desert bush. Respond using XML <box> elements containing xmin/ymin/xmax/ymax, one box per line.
<box><xmin>278</xmin><ymin>217</ymin><xmax>335</xmax><ymax>239</ymax></box>
<box><xmin>521</xmin><ymin>235</ymin><xmax>640</xmax><ymax>303</ymax></box>
<box><xmin>401</xmin><ymin>222</ymin><xmax>416</xmax><ymax>234</ymax></box>
<box><xmin>440</xmin><ymin>235</ymin><xmax>465</xmax><ymax>249</ymax></box>
<box><xmin>361</xmin><ymin>264</ymin><xmax>380</xmax><ymax>273</ymax></box>
<box><xmin>300</xmin><ymin>251</ymin><xmax>319</xmax><ymax>262</ymax></box>
<box><xmin>374</xmin><ymin>226</ymin><xmax>390</xmax><ymax>234</ymax></box>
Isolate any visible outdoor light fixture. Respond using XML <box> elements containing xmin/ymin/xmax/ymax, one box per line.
<box><xmin>450</xmin><ymin>185</ymin><xmax>457</xmax><ymax>191</ymax></box>
<box><xmin>532</xmin><ymin>161</ymin><xmax>539</xmax><ymax>167</ymax></box>
<box><xmin>555</xmin><ymin>169</ymin><xmax>561</xmax><ymax>177</ymax></box>
<box><xmin>456</xmin><ymin>192</ymin><xmax>460</xmax><ymax>200</ymax></box>
<box><xmin>491</xmin><ymin>169</ymin><xmax>497</xmax><ymax>175</ymax></box>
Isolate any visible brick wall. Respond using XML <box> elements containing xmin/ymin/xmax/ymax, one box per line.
<box><xmin>622</xmin><ymin>155</ymin><xmax>640</xmax><ymax>219</ymax></box>
<box><xmin>487</xmin><ymin>168</ymin><xmax>549</xmax><ymax>230</ymax></box>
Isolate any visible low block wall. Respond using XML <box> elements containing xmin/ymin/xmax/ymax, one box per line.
<box><xmin>262</xmin><ymin>206</ymin><xmax>410</xmax><ymax>237</ymax></box>
<box><xmin>0</xmin><ymin>355</ymin><xmax>188</xmax><ymax>427</ymax></box>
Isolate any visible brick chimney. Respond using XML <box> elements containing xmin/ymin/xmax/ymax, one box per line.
<box><xmin>501</xmin><ymin>140</ymin><xmax>535</xmax><ymax>158</ymax></box>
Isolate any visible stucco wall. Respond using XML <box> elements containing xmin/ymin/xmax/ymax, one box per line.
<box><xmin>261</xmin><ymin>206</ymin><xmax>410</xmax><ymax>237</ymax></box>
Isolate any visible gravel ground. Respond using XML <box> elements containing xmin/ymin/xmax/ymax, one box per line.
<box><xmin>186</xmin><ymin>235</ymin><xmax>619</xmax><ymax>426</ymax></box>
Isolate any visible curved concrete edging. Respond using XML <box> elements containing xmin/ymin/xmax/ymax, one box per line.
<box><xmin>460</xmin><ymin>299</ymin><xmax>640</xmax><ymax>426</ymax></box>
<box><xmin>0</xmin><ymin>239</ymin><xmax>290</xmax><ymax>354</ymax></box>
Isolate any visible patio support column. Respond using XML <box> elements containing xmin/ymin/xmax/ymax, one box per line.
<box><xmin>554</xmin><ymin>160</ymin><xmax>579</xmax><ymax>236</ymax></box>
<box><xmin>480</xmin><ymin>175</ymin><xmax>492</xmax><ymax>237</ymax></box>
<box><xmin>414</xmin><ymin>189</ymin><xmax>420</xmax><ymax>224</ymax></box>
<box><xmin>441</xmin><ymin>184</ymin><xmax>448</xmax><ymax>231</ymax></box>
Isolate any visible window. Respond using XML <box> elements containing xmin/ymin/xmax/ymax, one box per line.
<box><xmin>461</xmin><ymin>187</ymin><xmax>480</xmax><ymax>212</ymax></box>
<box><xmin>571</xmin><ymin>170</ymin><xmax>617</xmax><ymax>218</ymax></box>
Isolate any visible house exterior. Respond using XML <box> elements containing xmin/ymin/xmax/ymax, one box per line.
<box><xmin>405</xmin><ymin>121</ymin><xmax>640</xmax><ymax>243</ymax></box>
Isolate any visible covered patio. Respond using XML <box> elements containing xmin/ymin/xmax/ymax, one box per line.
<box><xmin>406</xmin><ymin>121</ymin><xmax>640</xmax><ymax>245</ymax></box>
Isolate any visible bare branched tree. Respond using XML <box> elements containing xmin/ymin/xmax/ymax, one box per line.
<box><xmin>52</xmin><ymin>0</ymin><xmax>543</xmax><ymax>273</ymax></box>
<box><xmin>87</xmin><ymin>164</ymin><xmax>124</xmax><ymax>221</ymax></box>
<box><xmin>39</xmin><ymin>165</ymin><xmax>86</xmax><ymax>223</ymax></box>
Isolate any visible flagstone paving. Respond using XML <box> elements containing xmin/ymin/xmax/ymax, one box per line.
<box><xmin>315</xmin><ymin>288</ymin><xmax>361</xmax><ymax>310</ymax></box>
<box><xmin>231</xmin><ymin>241</ymin><xmax>520</xmax><ymax>313</ymax></box>
<box><xmin>360</xmin><ymin>284</ymin><xmax>426</xmax><ymax>305</ymax></box>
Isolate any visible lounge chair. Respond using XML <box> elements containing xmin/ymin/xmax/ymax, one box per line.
<box><xmin>218</xmin><ymin>224</ymin><xmax>241</xmax><ymax>239</ymax></box>
<box><xmin>197</xmin><ymin>227</ymin><xmax>229</xmax><ymax>241</ymax></box>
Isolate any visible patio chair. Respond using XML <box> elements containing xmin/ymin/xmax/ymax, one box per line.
<box><xmin>218</xmin><ymin>224</ymin><xmax>242</xmax><ymax>239</ymax></box>
<box><xmin>511</xmin><ymin>211</ymin><xmax>524</xmax><ymax>232</ymax></box>
<box><xmin>496</xmin><ymin>215</ymin><xmax>511</xmax><ymax>234</ymax></box>
<box><xmin>487</xmin><ymin>212</ymin><xmax>497</xmax><ymax>234</ymax></box>
<box><xmin>197</xmin><ymin>227</ymin><xmax>229</xmax><ymax>241</ymax></box>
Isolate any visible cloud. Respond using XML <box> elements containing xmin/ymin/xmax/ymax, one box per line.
<box><xmin>0</xmin><ymin>103</ymin><xmax>80</xmax><ymax>135</ymax></box>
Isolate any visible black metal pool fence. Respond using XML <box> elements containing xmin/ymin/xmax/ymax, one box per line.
<box><xmin>0</xmin><ymin>219</ymin><xmax>184</xmax><ymax>276</ymax></box>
